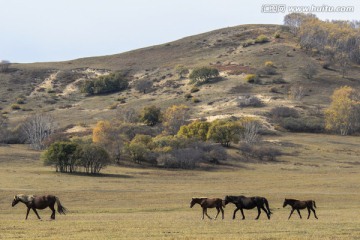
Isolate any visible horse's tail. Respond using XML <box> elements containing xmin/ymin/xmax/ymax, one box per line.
<box><xmin>313</xmin><ymin>200</ymin><xmax>317</xmax><ymax>208</ymax></box>
<box><xmin>264</xmin><ymin>198</ymin><xmax>272</xmax><ymax>215</ymax></box>
<box><xmin>55</xmin><ymin>197</ymin><xmax>67</xmax><ymax>215</ymax></box>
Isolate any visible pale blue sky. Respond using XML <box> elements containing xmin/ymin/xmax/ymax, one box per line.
<box><xmin>0</xmin><ymin>0</ymin><xmax>359</xmax><ymax>63</ymax></box>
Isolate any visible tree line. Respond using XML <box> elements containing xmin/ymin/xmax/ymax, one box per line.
<box><xmin>284</xmin><ymin>13</ymin><xmax>360</xmax><ymax>77</ymax></box>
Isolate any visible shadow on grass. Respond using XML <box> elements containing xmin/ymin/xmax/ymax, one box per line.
<box><xmin>57</xmin><ymin>172</ymin><xmax>134</xmax><ymax>179</ymax></box>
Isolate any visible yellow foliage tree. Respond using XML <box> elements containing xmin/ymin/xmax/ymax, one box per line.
<box><xmin>92</xmin><ymin>120</ymin><xmax>111</xmax><ymax>143</ymax></box>
<box><xmin>325</xmin><ymin>86</ymin><xmax>360</xmax><ymax>135</ymax></box>
<box><xmin>163</xmin><ymin>104</ymin><xmax>189</xmax><ymax>135</ymax></box>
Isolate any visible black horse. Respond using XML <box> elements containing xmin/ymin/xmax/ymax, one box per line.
<box><xmin>12</xmin><ymin>194</ymin><xmax>67</xmax><ymax>220</ymax></box>
<box><xmin>224</xmin><ymin>195</ymin><xmax>271</xmax><ymax>220</ymax></box>
<box><xmin>283</xmin><ymin>198</ymin><xmax>318</xmax><ymax>220</ymax></box>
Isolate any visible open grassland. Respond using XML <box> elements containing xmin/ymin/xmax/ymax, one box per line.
<box><xmin>0</xmin><ymin>133</ymin><xmax>359</xmax><ymax>239</ymax></box>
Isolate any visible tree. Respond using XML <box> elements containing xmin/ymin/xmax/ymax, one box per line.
<box><xmin>325</xmin><ymin>86</ymin><xmax>360</xmax><ymax>135</ymax></box>
<box><xmin>140</xmin><ymin>105</ymin><xmax>161</xmax><ymax>126</ymax></box>
<box><xmin>239</xmin><ymin>117</ymin><xmax>262</xmax><ymax>144</ymax></box>
<box><xmin>117</xmin><ymin>107</ymin><xmax>138</xmax><ymax>123</ymax></box>
<box><xmin>92</xmin><ymin>120</ymin><xmax>128</xmax><ymax>163</ymax></box>
<box><xmin>284</xmin><ymin>13</ymin><xmax>318</xmax><ymax>35</ymax></box>
<box><xmin>206</xmin><ymin>120</ymin><xmax>244</xmax><ymax>147</ymax></box>
<box><xmin>21</xmin><ymin>113</ymin><xmax>57</xmax><ymax>150</ymax></box>
<box><xmin>0</xmin><ymin>115</ymin><xmax>8</xmax><ymax>143</ymax></box>
<box><xmin>177</xmin><ymin>120</ymin><xmax>210</xmax><ymax>141</ymax></box>
<box><xmin>290</xmin><ymin>84</ymin><xmax>306</xmax><ymax>101</ymax></box>
<box><xmin>92</xmin><ymin>121</ymin><xmax>111</xmax><ymax>143</ymax></box>
<box><xmin>127</xmin><ymin>142</ymin><xmax>151</xmax><ymax>164</ymax></box>
<box><xmin>189</xmin><ymin>67</ymin><xmax>219</xmax><ymax>85</ymax></box>
<box><xmin>42</xmin><ymin>142</ymin><xmax>79</xmax><ymax>173</ymax></box>
<box><xmin>336</xmin><ymin>52</ymin><xmax>350</xmax><ymax>78</ymax></box>
<box><xmin>163</xmin><ymin>105</ymin><xmax>189</xmax><ymax>135</ymax></box>
<box><xmin>134</xmin><ymin>79</ymin><xmax>153</xmax><ymax>93</ymax></box>
<box><xmin>78</xmin><ymin>144</ymin><xmax>111</xmax><ymax>174</ymax></box>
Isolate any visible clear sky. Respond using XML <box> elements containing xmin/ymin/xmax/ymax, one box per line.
<box><xmin>0</xmin><ymin>0</ymin><xmax>359</xmax><ymax>63</ymax></box>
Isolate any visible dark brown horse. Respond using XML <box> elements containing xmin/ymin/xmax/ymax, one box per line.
<box><xmin>190</xmin><ymin>197</ymin><xmax>225</xmax><ymax>220</ymax></box>
<box><xmin>12</xmin><ymin>194</ymin><xmax>67</xmax><ymax>220</ymax></box>
<box><xmin>224</xmin><ymin>195</ymin><xmax>272</xmax><ymax>220</ymax></box>
<box><xmin>283</xmin><ymin>198</ymin><xmax>318</xmax><ymax>220</ymax></box>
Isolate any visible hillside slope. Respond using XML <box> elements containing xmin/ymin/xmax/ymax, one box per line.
<box><xmin>0</xmin><ymin>24</ymin><xmax>359</xmax><ymax>132</ymax></box>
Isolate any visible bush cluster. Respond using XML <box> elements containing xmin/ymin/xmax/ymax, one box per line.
<box><xmin>126</xmin><ymin>135</ymin><xmax>227</xmax><ymax>169</ymax></box>
<box><xmin>239</xmin><ymin>143</ymin><xmax>282</xmax><ymax>161</ymax></box>
<box><xmin>238</xmin><ymin>95</ymin><xmax>263</xmax><ymax>108</ymax></box>
<box><xmin>189</xmin><ymin>67</ymin><xmax>219</xmax><ymax>85</ymax></box>
<box><xmin>42</xmin><ymin>142</ymin><xmax>111</xmax><ymax>174</ymax></box>
<box><xmin>81</xmin><ymin>72</ymin><xmax>128</xmax><ymax>95</ymax></box>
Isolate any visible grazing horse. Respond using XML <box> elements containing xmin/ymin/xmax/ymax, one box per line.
<box><xmin>283</xmin><ymin>198</ymin><xmax>318</xmax><ymax>220</ymax></box>
<box><xmin>12</xmin><ymin>194</ymin><xmax>67</xmax><ymax>220</ymax></box>
<box><xmin>224</xmin><ymin>195</ymin><xmax>272</xmax><ymax>220</ymax></box>
<box><xmin>190</xmin><ymin>197</ymin><xmax>225</xmax><ymax>220</ymax></box>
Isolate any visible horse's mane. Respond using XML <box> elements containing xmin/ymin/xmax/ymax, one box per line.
<box><xmin>15</xmin><ymin>194</ymin><xmax>35</xmax><ymax>203</ymax></box>
<box><xmin>285</xmin><ymin>198</ymin><xmax>299</xmax><ymax>202</ymax></box>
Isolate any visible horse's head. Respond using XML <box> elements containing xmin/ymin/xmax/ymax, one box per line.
<box><xmin>190</xmin><ymin>198</ymin><xmax>197</xmax><ymax>208</ymax></box>
<box><xmin>12</xmin><ymin>195</ymin><xmax>20</xmax><ymax>207</ymax></box>
<box><xmin>283</xmin><ymin>199</ymin><xmax>288</xmax><ymax>208</ymax></box>
<box><xmin>224</xmin><ymin>196</ymin><xmax>231</xmax><ymax>205</ymax></box>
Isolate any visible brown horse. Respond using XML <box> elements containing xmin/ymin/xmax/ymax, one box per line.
<box><xmin>283</xmin><ymin>198</ymin><xmax>318</xmax><ymax>220</ymax></box>
<box><xmin>224</xmin><ymin>195</ymin><xmax>272</xmax><ymax>220</ymax></box>
<box><xmin>190</xmin><ymin>197</ymin><xmax>225</xmax><ymax>220</ymax></box>
<box><xmin>12</xmin><ymin>194</ymin><xmax>67</xmax><ymax>220</ymax></box>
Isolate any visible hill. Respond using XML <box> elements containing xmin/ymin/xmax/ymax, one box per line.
<box><xmin>0</xmin><ymin>24</ymin><xmax>359</xmax><ymax>133</ymax></box>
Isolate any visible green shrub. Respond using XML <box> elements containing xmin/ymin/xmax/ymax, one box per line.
<box><xmin>140</xmin><ymin>105</ymin><xmax>162</xmax><ymax>126</ymax></box>
<box><xmin>11</xmin><ymin>104</ymin><xmax>21</xmax><ymax>110</ymax></box>
<box><xmin>265</xmin><ymin>61</ymin><xmax>275</xmax><ymax>67</ymax></box>
<box><xmin>16</xmin><ymin>98</ymin><xmax>26</xmax><ymax>104</ymax></box>
<box><xmin>281</xmin><ymin>117</ymin><xmax>324</xmax><ymax>133</ymax></box>
<box><xmin>255</xmin><ymin>35</ymin><xmax>269</xmax><ymax>43</ymax></box>
<box><xmin>242</xmin><ymin>39</ymin><xmax>255</xmax><ymax>47</ymax></box>
<box><xmin>184</xmin><ymin>93</ymin><xmax>193</xmax><ymax>100</ymax></box>
<box><xmin>189</xmin><ymin>67</ymin><xmax>219</xmax><ymax>85</ymax></box>
<box><xmin>245</xmin><ymin>74</ymin><xmax>260</xmax><ymax>84</ymax></box>
<box><xmin>274</xmin><ymin>32</ymin><xmax>281</xmax><ymax>38</ymax></box>
<box><xmin>81</xmin><ymin>72</ymin><xmax>129</xmax><ymax>95</ymax></box>
<box><xmin>192</xmin><ymin>98</ymin><xmax>201</xmax><ymax>103</ymax></box>
<box><xmin>270</xmin><ymin>106</ymin><xmax>299</xmax><ymax>119</ymax></box>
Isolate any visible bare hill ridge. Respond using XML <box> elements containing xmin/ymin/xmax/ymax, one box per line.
<box><xmin>0</xmin><ymin>24</ymin><xmax>359</xmax><ymax>131</ymax></box>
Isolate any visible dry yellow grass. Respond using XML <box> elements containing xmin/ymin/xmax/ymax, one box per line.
<box><xmin>0</xmin><ymin>133</ymin><xmax>359</xmax><ymax>239</ymax></box>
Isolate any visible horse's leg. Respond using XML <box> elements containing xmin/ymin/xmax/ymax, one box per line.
<box><xmin>32</xmin><ymin>208</ymin><xmax>41</xmax><ymax>220</ymax></box>
<box><xmin>261</xmin><ymin>206</ymin><xmax>270</xmax><ymax>219</ymax></box>
<box><xmin>202</xmin><ymin>208</ymin><xmax>205</xmax><ymax>220</ymax></box>
<box><xmin>311</xmin><ymin>207</ymin><xmax>318</xmax><ymax>219</ymax></box>
<box><xmin>255</xmin><ymin>207</ymin><xmax>261</xmax><ymax>220</ymax></box>
<box><xmin>204</xmin><ymin>208</ymin><xmax>212</xmax><ymax>219</ymax></box>
<box><xmin>25</xmin><ymin>207</ymin><xmax>30</xmax><ymax>220</ymax></box>
<box><xmin>49</xmin><ymin>204</ymin><xmax>56</xmax><ymax>220</ymax></box>
<box><xmin>288</xmin><ymin>209</ymin><xmax>294</xmax><ymax>220</ymax></box>
<box><xmin>214</xmin><ymin>207</ymin><xmax>220</xmax><ymax>219</ymax></box>
<box><xmin>307</xmin><ymin>207</ymin><xmax>311</xmax><ymax>219</ymax></box>
<box><xmin>240</xmin><ymin>208</ymin><xmax>246</xmax><ymax>220</ymax></box>
<box><xmin>296</xmin><ymin>209</ymin><xmax>302</xmax><ymax>219</ymax></box>
<box><xmin>220</xmin><ymin>207</ymin><xmax>224</xmax><ymax>220</ymax></box>
<box><xmin>233</xmin><ymin>208</ymin><xmax>240</xmax><ymax>219</ymax></box>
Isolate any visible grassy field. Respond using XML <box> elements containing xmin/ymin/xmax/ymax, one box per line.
<box><xmin>0</xmin><ymin>133</ymin><xmax>359</xmax><ymax>239</ymax></box>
